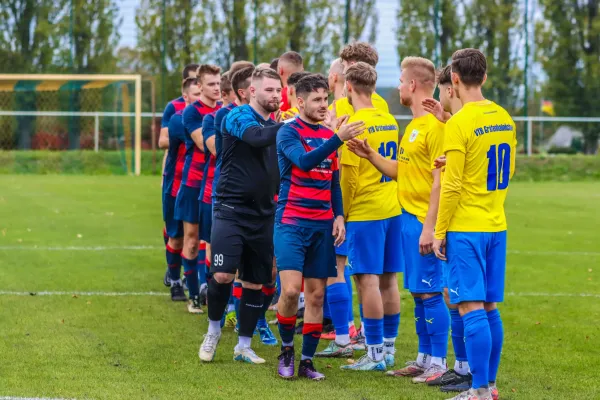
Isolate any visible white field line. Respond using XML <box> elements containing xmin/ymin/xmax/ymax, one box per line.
<box><xmin>0</xmin><ymin>245</ymin><xmax>599</xmax><ymax>257</ymax></box>
<box><xmin>0</xmin><ymin>290</ymin><xmax>598</xmax><ymax>298</ymax></box>
<box><xmin>0</xmin><ymin>397</ymin><xmax>77</xmax><ymax>400</ymax></box>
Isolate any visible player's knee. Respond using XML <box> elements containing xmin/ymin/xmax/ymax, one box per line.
<box><xmin>484</xmin><ymin>302</ymin><xmax>497</xmax><ymax>312</ymax></box>
<box><xmin>420</xmin><ymin>292</ymin><xmax>441</xmax><ymax>301</ymax></box>
<box><xmin>307</xmin><ymin>288</ymin><xmax>325</xmax><ymax>309</ymax></box>
<box><xmin>213</xmin><ymin>272</ymin><xmax>234</xmax><ymax>284</ymax></box>
<box><xmin>168</xmin><ymin>237</ymin><xmax>183</xmax><ymax>250</ymax></box>
<box><xmin>241</xmin><ymin>281</ymin><xmax>262</xmax><ymax>291</ymax></box>
<box><xmin>458</xmin><ymin>301</ymin><xmax>484</xmax><ymax>316</ymax></box>
<box><xmin>443</xmin><ymin>288</ymin><xmax>454</xmax><ymax>308</ymax></box>
<box><xmin>281</xmin><ymin>283</ymin><xmax>301</xmax><ymax>303</ymax></box>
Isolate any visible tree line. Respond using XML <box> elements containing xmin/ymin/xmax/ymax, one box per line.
<box><xmin>0</xmin><ymin>0</ymin><xmax>598</xmax><ymax>151</ymax></box>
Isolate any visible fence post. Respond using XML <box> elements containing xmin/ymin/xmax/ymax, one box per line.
<box><xmin>94</xmin><ymin>113</ymin><xmax>99</xmax><ymax>152</ymax></box>
<box><xmin>527</xmin><ymin>119</ymin><xmax>533</xmax><ymax>156</ymax></box>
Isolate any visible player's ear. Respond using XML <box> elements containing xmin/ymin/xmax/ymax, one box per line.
<box><xmin>297</xmin><ymin>96</ymin><xmax>304</xmax><ymax>109</ymax></box>
<box><xmin>482</xmin><ymin>73</ymin><xmax>488</xmax><ymax>86</ymax></box>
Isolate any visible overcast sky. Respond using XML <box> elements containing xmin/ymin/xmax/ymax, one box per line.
<box><xmin>115</xmin><ymin>0</ymin><xmax>401</xmax><ymax>87</ymax></box>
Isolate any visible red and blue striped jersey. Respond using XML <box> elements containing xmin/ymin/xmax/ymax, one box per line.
<box><xmin>181</xmin><ymin>100</ymin><xmax>222</xmax><ymax>188</ymax></box>
<box><xmin>161</xmin><ymin>96</ymin><xmax>186</xmax><ymax>128</ymax></box>
<box><xmin>165</xmin><ymin>111</ymin><xmax>187</xmax><ymax>197</ymax></box>
<box><xmin>276</xmin><ymin>117</ymin><xmax>344</xmax><ymax>228</ymax></box>
<box><xmin>201</xmin><ymin>112</ymin><xmax>217</xmax><ymax>204</ymax></box>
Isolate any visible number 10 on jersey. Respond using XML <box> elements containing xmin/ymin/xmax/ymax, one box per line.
<box><xmin>486</xmin><ymin>143</ymin><xmax>511</xmax><ymax>191</ymax></box>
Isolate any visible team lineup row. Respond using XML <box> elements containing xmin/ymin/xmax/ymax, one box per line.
<box><xmin>158</xmin><ymin>42</ymin><xmax>516</xmax><ymax>400</ymax></box>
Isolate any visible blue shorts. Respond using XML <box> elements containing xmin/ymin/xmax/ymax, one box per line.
<box><xmin>446</xmin><ymin>231</ymin><xmax>507</xmax><ymax>304</ymax></box>
<box><xmin>335</xmin><ymin>239</ymin><xmax>348</xmax><ymax>257</ymax></box>
<box><xmin>441</xmin><ymin>261</ymin><xmax>449</xmax><ymax>288</ymax></box>
<box><xmin>162</xmin><ymin>192</ymin><xmax>183</xmax><ymax>238</ymax></box>
<box><xmin>274</xmin><ymin>223</ymin><xmax>337</xmax><ymax>279</ymax></box>
<box><xmin>400</xmin><ymin>212</ymin><xmax>443</xmax><ymax>293</ymax></box>
<box><xmin>346</xmin><ymin>215</ymin><xmax>404</xmax><ymax>276</ymax></box>
<box><xmin>200</xmin><ymin>201</ymin><xmax>212</xmax><ymax>243</ymax></box>
<box><xmin>174</xmin><ymin>185</ymin><xmax>200</xmax><ymax>224</ymax></box>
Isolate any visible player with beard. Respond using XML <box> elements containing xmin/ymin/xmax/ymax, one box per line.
<box><xmin>275</xmin><ymin>74</ymin><xmax>364</xmax><ymax>380</ymax></box>
<box><xmin>199</xmin><ymin>68</ymin><xmax>284</xmax><ymax>364</ymax></box>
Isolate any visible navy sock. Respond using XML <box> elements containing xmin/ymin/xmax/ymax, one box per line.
<box><xmin>197</xmin><ymin>257</ymin><xmax>206</xmax><ymax>286</ymax></box>
<box><xmin>258</xmin><ymin>285</ymin><xmax>276</xmax><ymax>327</ymax></box>
<box><xmin>277</xmin><ymin>312</ymin><xmax>297</xmax><ymax>346</ymax></box>
<box><xmin>182</xmin><ymin>256</ymin><xmax>199</xmax><ymax>298</ymax></box>
<box><xmin>463</xmin><ymin>309</ymin><xmax>491</xmax><ymax>389</ymax></box>
<box><xmin>207</xmin><ymin>278</ymin><xmax>231</xmax><ymax>322</ymax></box>
<box><xmin>233</xmin><ymin>282</ymin><xmax>242</xmax><ymax>322</ymax></box>
<box><xmin>487</xmin><ymin>309</ymin><xmax>504</xmax><ymax>383</ymax></box>
<box><xmin>450</xmin><ymin>308</ymin><xmax>467</xmax><ymax>361</ymax></box>
<box><xmin>166</xmin><ymin>245</ymin><xmax>182</xmax><ymax>282</ymax></box>
<box><xmin>301</xmin><ymin>323</ymin><xmax>322</xmax><ymax>360</ymax></box>
<box><xmin>345</xmin><ymin>267</ymin><xmax>354</xmax><ymax>324</ymax></box>
<box><xmin>163</xmin><ymin>228</ymin><xmax>168</xmax><ymax>245</ymax></box>
<box><xmin>238</xmin><ymin>287</ymin><xmax>263</xmax><ymax>338</ymax></box>
<box><xmin>423</xmin><ymin>294</ymin><xmax>450</xmax><ymax>359</ymax></box>
<box><xmin>323</xmin><ymin>287</ymin><xmax>331</xmax><ymax>320</ymax></box>
<box><xmin>414</xmin><ymin>297</ymin><xmax>431</xmax><ymax>355</ymax></box>
<box><xmin>327</xmin><ymin>282</ymin><xmax>350</xmax><ymax>336</ymax></box>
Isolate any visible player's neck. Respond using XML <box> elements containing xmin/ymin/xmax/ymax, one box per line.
<box><xmin>333</xmin><ymin>85</ymin><xmax>345</xmax><ymax>101</ymax></box>
<box><xmin>410</xmin><ymin>93</ymin><xmax>429</xmax><ymax>118</ymax></box>
<box><xmin>350</xmin><ymin>94</ymin><xmax>374</xmax><ymax>112</ymax></box>
<box><xmin>249</xmin><ymin>100</ymin><xmax>271</xmax><ymax>120</ymax></box>
<box><xmin>299</xmin><ymin>113</ymin><xmax>319</xmax><ymax>126</ymax></box>
<box><xmin>199</xmin><ymin>94</ymin><xmax>217</xmax><ymax>108</ymax></box>
<box><xmin>450</xmin><ymin>100</ymin><xmax>462</xmax><ymax>115</ymax></box>
<box><xmin>289</xmin><ymin>98</ymin><xmax>298</xmax><ymax>110</ymax></box>
<box><xmin>458</xmin><ymin>86</ymin><xmax>485</xmax><ymax>105</ymax></box>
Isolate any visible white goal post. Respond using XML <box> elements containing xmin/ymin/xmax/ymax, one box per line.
<box><xmin>0</xmin><ymin>73</ymin><xmax>143</xmax><ymax>175</ymax></box>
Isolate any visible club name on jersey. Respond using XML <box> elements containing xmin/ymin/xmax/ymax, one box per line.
<box><xmin>368</xmin><ymin>124</ymin><xmax>397</xmax><ymax>134</ymax></box>
<box><xmin>310</xmin><ymin>158</ymin><xmax>333</xmax><ymax>174</ymax></box>
<box><xmin>474</xmin><ymin>124</ymin><xmax>513</xmax><ymax>137</ymax></box>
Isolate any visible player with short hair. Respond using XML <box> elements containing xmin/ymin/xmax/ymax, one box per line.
<box><xmin>277</xmin><ymin>51</ymin><xmax>304</xmax><ymax>112</ymax></box>
<box><xmin>160</xmin><ymin>63</ymin><xmax>199</xmax><ymax>287</ymax></box>
<box><xmin>337</xmin><ymin>62</ymin><xmax>402</xmax><ymax>372</ymax></box>
<box><xmin>176</xmin><ymin>64</ymin><xmax>222</xmax><ymax>314</ymax></box>
<box><xmin>275</xmin><ymin>74</ymin><xmax>365</xmax><ymax>380</ymax></box>
<box><xmin>164</xmin><ymin>77</ymin><xmax>203</xmax><ymax>301</ymax></box>
<box><xmin>280</xmin><ymin>71</ymin><xmax>311</xmax><ymax>120</ymax></box>
<box><xmin>328</xmin><ymin>58</ymin><xmax>345</xmax><ymax>102</ymax></box>
<box><xmin>335</xmin><ymin>42</ymin><xmax>389</xmax><ymax>117</ymax></box>
<box><xmin>199</xmin><ymin>67</ymin><xmax>284</xmax><ymax>364</ymax></box>
<box><xmin>270</xmin><ymin>58</ymin><xmax>279</xmax><ymax>71</ymax></box>
<box><xmin>420</xmin><ymin>64</ymin><xmax>472</xmax><ymax>393</ymax></box>
<box><xmin>432</xmin><ymin>48</ymin><xmax>516</xmax><ymax>400</ymax></box>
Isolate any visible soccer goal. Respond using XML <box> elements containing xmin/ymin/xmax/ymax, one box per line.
<box><xmin>0</xmin><ymin>74</ymin><xmax>146</xmax><ymax>175</ymax></box>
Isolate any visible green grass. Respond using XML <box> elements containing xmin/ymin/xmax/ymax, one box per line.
<box><xmin>0</xmin><ymin>175</ymin><xmax>599</xmax><ymax>399</ymax></box>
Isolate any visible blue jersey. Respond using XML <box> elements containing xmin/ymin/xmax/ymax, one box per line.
<box><xmin>161</xmin><ymin>96</ymin><xmax>186</xmax><ymax>128</ymax></box>
<box><xmin>165</xmin><ymin>112</ymin><xmax>187</xmax><ymax>197</ymax></box>
<box><xmin>276</xmin><ymin>117</ymin><xmax>343</xmax><ymax>228</ymax></box>
<box><xmin>216</xmin><ymin>104</ymin><xmax>281</xmax><ymax>217</ymax></box>
<box><xmin>212</xmin><ymin>102</ymin><xmax>237</xmax><ymax>198</ymax></box>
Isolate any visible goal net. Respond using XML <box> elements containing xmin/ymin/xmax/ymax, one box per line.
<box><xmin>0</xmin><ymin>74</ymin><xmax>152</xmax><ymax>175</ymax></box>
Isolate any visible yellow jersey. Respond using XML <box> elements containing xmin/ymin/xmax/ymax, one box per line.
<box><xmin>435</xmin><ymin>100</ymin><xmax>516</xmax><ymax>237</ymax></box>
<box><xmin>281</xmin><ymin>106</ymin><xmax>299</xmax><ymax>120</ymax></box>
<box><xmin>330</xmin><ymin>92</ymin><xmax>389</xmax><ymax>117</ymax></box>
<box><xmin>397</xmin><ymin>113</ymin><xmax>445</xmax><ymax>222</ymax></box>
<box><xmin>340</xmin><ymin>108</ymin><xmax>401</xmax><ymax>222</ymax></box>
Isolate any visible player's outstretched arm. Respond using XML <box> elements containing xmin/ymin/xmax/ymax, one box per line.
<box><xmin>422</xmin><ymin>98</ymin><xmax>452</xmax><ymax>123</ymax></box>
<box><xmin>346</xmin><ymin>138</ymin><xmax>398</xmax><ymax>180</ymax></box>
<box><xmin>240</xmin><ymin>123</ymin><xmax>284</xmax><ymax>147</ymax></box>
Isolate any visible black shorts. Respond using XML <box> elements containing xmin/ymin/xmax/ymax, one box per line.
<box><xmin>210</xmin><ymin>211</ymin><xmax>274</xmax><ymax>285</ymax></box>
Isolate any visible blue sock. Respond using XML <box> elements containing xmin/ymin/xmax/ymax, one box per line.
<box><xmin>363</xmin><ymin>317</ymin><xmax>383</xmax><ymax>346</ymax></box>
<box><xmin>182</xmin><ymin>256</ymin><xmax>199</xmax><ymax>298</ymax></box>
<box><xmin>276</xmin><ymin>274</ymin><xmax>281</xmax><ymax>296</ymax></box>
<box><xmin>414</xmin><ymin>297</ymin><xmax>431</xmax><ymax>355</ymax></box>
<box><xmin>326</xmin><ymin>283</ymin><xmax>350</xmax><ymax>336</ymax></box>
<box><xmin>233</xmin><ymin>282</ymin><xmax>242</xmax><ymax>323</ymax></box>
<box><xmin>166</xmin><ymin>246</ymin><xmax>182</xmax><ymax>282</ymax></box>
<box><xmin>487</xmin><ymin>309</ymin><xmax>504</xmax><ymax>383</ymax></box>
<box><xmin>423</xmin><ymin>294</ymin><xmax>450</xmax><ymax>359</ymax></box>
<box><xmin>345</xmin><ymin>267</ymin><xmax>354</xmax><ymax>324</ymax></box>
<box><xmin>383</xmin><ymin>313</ymin><xmax>400</xmax><ymax>354</ymax></box>
<box><xmin>323</xmin><ymin>287</ymin><xmax>331</xmax><ymax>320</ymax></box>
<box><xmin>463</xmin><ymin>309</ymin><xmax>491</xmax><ymax>389</ymax></box>
<box><xmin>450</xmin><ymin>308</ymin><xmax>467</xmax><ymax>361</ymax></box>
<box><xmin>359</xmin><ymin>303</ymin><xmax>364</xmax><ymax>328</ymax></box>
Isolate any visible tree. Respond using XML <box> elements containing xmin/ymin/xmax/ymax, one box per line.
<box><xmin>537</xmin><ymin>0</ymin><xmax>600</xmax><ymax>153</ymax></box>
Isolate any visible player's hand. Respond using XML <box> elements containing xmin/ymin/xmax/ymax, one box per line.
<box><xmin>422</xmin><ymin>98</ymin><xmax>450</xmax><ymax>123</ymax></box>
<box><xmin>434</xmin><ymin>155</ymin><xmax>446</xmax><ymax>169</ymax></box>
<box><xmin>346</xmin><ymin>138</ymin><xmax>373</xmax><ymax>159</ymax></box>
<box><xmin>332</xmin><ymin>216</ymin><xmax>346</xmax><ymax>247</ymax></box>
<box><xmin>419</xmin><ymin>229</ymin><xmax>434</xmax><ymax>255</ymax></box>
<box><xmin>324</xmin><ymin>102</ymin><xmax>346</xmax><ymax>131</ymax></box>
<box><xmin>433</xmin><ymin>237</ymin><xmax>447</xmax><ymax>261</ymax></box>
<box><xmin>274</xmin><ymin>110</ymin><xmax>283</xmax><ymax>123</ymax></box>
<box><xmin>336</xmin><ymin>120</ymin><xmax>365</xmax><ymax>141</ymax></box>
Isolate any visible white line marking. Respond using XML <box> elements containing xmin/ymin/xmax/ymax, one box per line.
<box><xmin>0</xmin><ymin>291</ymin><xmax>168</xmax><ymax>297</ymax></box>
<box><xmin>1</xmin><ymin>246</ymin><xmax>599</xmax><ymax>256</ymax></box>
<box><xmin>0</xmin><ymin>290</ymin><xmax>598</xmax><ymax>298</ymax></box>
<box><xmin>0</xmin><ymin>397</ymin><xmax>76</xmax><ymax>400</ymax></box>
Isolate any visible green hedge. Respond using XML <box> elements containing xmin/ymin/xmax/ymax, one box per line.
<box><xmin>0</xmin><ymin>151</ymin><xmax>599</xmax><ymax>181</ymax></box>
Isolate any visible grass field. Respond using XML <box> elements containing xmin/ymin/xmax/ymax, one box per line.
<box><xmin>0</xmin><ymin>175</ymin><xmax>599</xmax><ymax>400</ymax></box>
